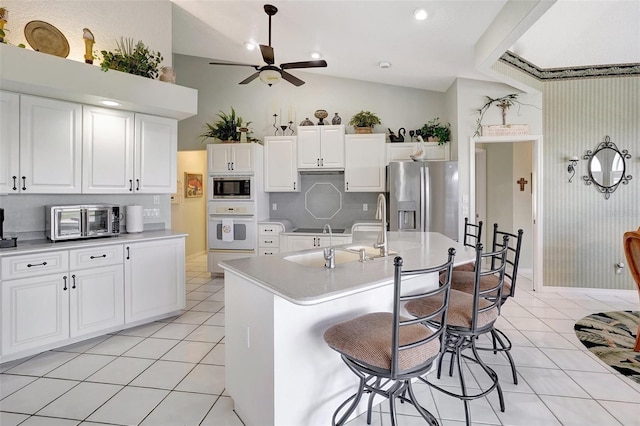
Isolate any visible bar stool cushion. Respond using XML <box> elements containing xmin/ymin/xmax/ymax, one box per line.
<box><xmin>323</xmin><ymin>312</ymin><xmax>439</xmax><ymax>371</ymax></box>
<box><xmin>453</xmin><ymin>262</ymin><xmax>475</xmax><ymax>272</ymax></box>
<box><xmin>447</xmin><ymin>271</ymin><xmax>511</xmax><ymax>298</ymax></box>
<box><xmin>406</xmin><ymin>289</ymin><xmax>498</xmax><ymax>329</ymax></box>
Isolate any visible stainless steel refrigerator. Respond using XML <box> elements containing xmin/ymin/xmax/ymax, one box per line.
<box><xmin>387</xmin><ymin>161</ymin><xmax>458</xmax><ymax>240</ymax></box>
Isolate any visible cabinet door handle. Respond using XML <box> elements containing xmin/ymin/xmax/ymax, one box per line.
<box><xmin>63</xmin><ymin>275</ymin><xmax>68</xmax><ymax>291</ymax></box>
<box><xmin>317</xmin><ymin>159</ymin><xmax>320</xmax><ymax>167</ymax></box>
<box><xmin>129</xmin><ymin>179</ymin><xmax>133</xmax><ymax>191</ymax></box>
<box><xmin>12</xmin><ymin>176</ymin><xmax>17</xmax><ymax>191</ymax></box>
<box><xmin>321</xmin><ymin>158</ymin><xmax>324</xmax><ymax>167</ymax></box>
<box><xmin>265</xmin><ymin>240</ymin><xmax>272</xmax><ymax>244</ymax></box>
<box><xmin>346</xmin><ymin>182</ymin><xmax>349</xmax><ymax>191</ymax></box>
<box><xmin>136</xmin><ymin>179</ymin><xmax>140</xmax><ymax>191</ymax></box>
<box><xmin>71</xmin><ymin>274</ymin><xmax>76</xmax><ymax>289</ymax></box>
<box><xmin>27</xmin><ymin>261</ymin><xmax>47</xmax><ymax>268</ymax></box>
<box><xmin>90</xmin><ymin>254</ymin><xmax>107</xmax><ymax>259</ymax></box>
<box><xmin>231</xmin><ymin>162</ymin><xmax>234</xmax><ymax>170</ymax></box>
<box><xmin>126</xmin><ymin>247</ymin><xmax>130</xmax><ymax>260</ymax></box>
<box><xmin>21</xmin><ymin>176</ymin><xmax>26</xmax><ymax>191</ymax></box>
<box><xmin>293</xmin><ymin>182</ymin><xmax>296</xmax><ymax>190</ymax></box>
<box><xmin>227</xmin><ymin>162</ymin><xmax>231</xmax><ymax>171</ymax></box>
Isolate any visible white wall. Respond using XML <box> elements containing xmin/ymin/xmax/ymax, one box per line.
<box><xmin>174</xmin><ymin>54</ymin><xmax>449</xmax><ymax>151</ymax></box>
<box><xmin>1</xmin><ymin>1</ymin><xmax>172</xmax><ymax>67</ymax></box>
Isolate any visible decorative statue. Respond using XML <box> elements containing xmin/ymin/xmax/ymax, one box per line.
<box><xmin>83</xmin><ymin>28</ymin><xmax>95</xmax><ymax>64</ymax></box>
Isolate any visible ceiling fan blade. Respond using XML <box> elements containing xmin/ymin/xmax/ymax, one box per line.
<box><xmin>239</xmin><ymin>72</ymin><xmax>260</xmax><ymax>85</ymax></box>
<box><xmin>209</xmin><ymin>61</ymin><xmax>260</xmax><ymax>69</ymax></box>
<box><xmin>281</xmin><ymin>71</ymin><xmax>305</xmax><ymax>86</ymax></box>
<box><xmin>260</xmin><ymin>44</ymin><xmax>275</xmax><ymax>65</ymax></box>
<box><xmin>281</xmin><ymin>60</ymin><xmax>327</xmax><ymax>70</ymax></box>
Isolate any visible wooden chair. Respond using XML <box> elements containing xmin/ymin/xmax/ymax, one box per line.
<box><xmin>323</xmin><ymin>249</ymin><xmax>456</xmax><ymax>426</ymax></box>
<box><xmin>623</xmin><ymin>227</ymin><xmax>640</xmax><ymax>352</ymax></box>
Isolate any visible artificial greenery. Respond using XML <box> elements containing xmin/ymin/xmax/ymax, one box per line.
<box><xmin>201</xmin><ymin>107</ymin><xmax>252</xmax><ymax>143</ymax></box>
<box><xmin>474</xmin><ymin>93</ymin><xmax>519</xmax><ymax>136</ymax></box>
<box><xmin>100</xmin><ymin>37</ymin><xmax>163</xmax><ymax>79</ymax></box>
<box><xmin>421</xmin><ymin>117</ymin><xmax>451</xmax><ymax>145</ymax></box>
<box><xmin>348</xmin><ymin>110</ymin><xmax>381</xmax><ymax>129</ymax></box>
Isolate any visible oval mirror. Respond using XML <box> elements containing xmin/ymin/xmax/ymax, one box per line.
<box><xmin>582</xmin><ymin>136</ymin><xmax>632</xmax><ymax>199</ymax></box>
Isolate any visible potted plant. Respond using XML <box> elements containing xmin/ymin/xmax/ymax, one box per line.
<box><xmin>201</xmin><ymin>107</ymin><xmax>252</xmax><ymax>143</ymax></box>
<box><xmin>348</xmin><ymin>110</ymin><xmax>381</xmax><ymax>134</ymax></box>
<box><xmin>100</xmin><ymin>37</ymin><xmax>163</xmax><ymax>79</ymax></box>
<box><xmin>421</xmin><ymin>117</ymin><xmax>451</xmax><ymax>145</ymax></box>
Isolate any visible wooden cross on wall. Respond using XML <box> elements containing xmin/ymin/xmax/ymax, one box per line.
<box><xmin>517</xmin><ymin>177</ymin><xmax>528</xmax><ymax>191</ymax></box>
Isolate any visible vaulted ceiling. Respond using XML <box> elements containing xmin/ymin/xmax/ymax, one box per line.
<box><xmin>171</xmin><ymin>0</ymin><xmax>640</xmax><ymax>92</ymax></box>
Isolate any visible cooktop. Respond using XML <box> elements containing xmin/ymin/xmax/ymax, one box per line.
<box><xmin>292</xmin><ymin>228</ymin><xmax>346</xmax><ymax>234</ymax></box>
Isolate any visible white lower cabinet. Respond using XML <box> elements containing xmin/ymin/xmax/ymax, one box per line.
<box><xmin>283</xmin><ymin>235</ymin><xmax>351</xmax><ymax>252</ymax></box>
<box><xmin>1</xmin><ymin>273</ymin><xmax>70</xmax><ymax>355</ymax></box>
<box><xmin>70</xmin><ymin>265</ymin><xmax>124</xmax><ymax>338</ymax></box>
<box><xmin>0</xmin><ymin>236</ymin><xmax>185</xmax><ymax>361</ymax></box>
<box><xmin>124</xmin><ymin>238</ymin><xmax>185</xmax><ymax>323</ymax></box>
<box><xmin>258</xmin><ymin>222</ymin><xmax>285</xmax><ymax>255</ymax></box>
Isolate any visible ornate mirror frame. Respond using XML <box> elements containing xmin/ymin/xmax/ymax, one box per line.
<box><xmin>582</xmin><ymin>135</ymin><xmax>632</xmax><ymax>199</ymax></box>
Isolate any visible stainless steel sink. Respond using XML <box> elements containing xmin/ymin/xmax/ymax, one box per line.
<box><xmin>282</xmin><ymin>245</ymin><xmax>398</xmax><ymax>267</ymax></box>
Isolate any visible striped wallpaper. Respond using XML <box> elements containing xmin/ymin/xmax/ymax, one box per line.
<box><xmin>542</xmin><ymin>76</ymin><xmax>639</xmax><ymax>289</ymax></box>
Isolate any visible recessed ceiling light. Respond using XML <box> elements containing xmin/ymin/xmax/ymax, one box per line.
<box><xmin>379</xmin><ymin>61</ymin><xmax>391</xmax><ymax>69</ymax></box>
<box><xmin>414</xmin><ymin>8</ymin><xmax>428</xmax><ymax>21</ymax></box>
<box><xmin>100</xmin><ymin>100</ymin><xmax>120</xmax><ymax>107</ymax></box>
<box><xmin>244</xmin><ymin>41</ymin><xmax>258</xmax><ymax>51</ymax></box>
<box><xmin>311</xmin><ymin>52</ymin><xmax>322</xmax><ymax>59</ymax></box>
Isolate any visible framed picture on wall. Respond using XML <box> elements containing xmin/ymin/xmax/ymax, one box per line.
<box><xmin>184</xmin><ymin>172</ymin><xmax>203</xmax><ymax>198</ymax></box>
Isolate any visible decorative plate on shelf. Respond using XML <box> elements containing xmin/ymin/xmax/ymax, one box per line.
<box><xmin>24</xmin><ymin>20</ymin><xmax>70</xmax><ymax>58</ymax></box>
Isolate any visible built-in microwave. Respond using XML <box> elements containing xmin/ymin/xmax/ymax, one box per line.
<box><xmin>209</xmin><ymin>176</ymin><xmax>252</xmax><ymax>200</ymax></box>
<box><xmin>45</xmin><ymin>204</ymin><xmax>120</xmax><ymax>241</ymax></box>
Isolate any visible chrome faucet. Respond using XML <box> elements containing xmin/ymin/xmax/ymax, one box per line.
<box><xmin>374</xmin><ymin>193</ymin><xmax>388</xmax><ymax>257</ymax></box>
<box><xmin>323</xmin><ymin>224</ymin><xmax>335</xmax><ymax>269</ymax></box>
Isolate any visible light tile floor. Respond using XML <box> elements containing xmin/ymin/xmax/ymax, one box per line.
<box><xmin>1</xmin><ymin>254</ymin><xmax>639</xmax><ymax>425</ymax></box>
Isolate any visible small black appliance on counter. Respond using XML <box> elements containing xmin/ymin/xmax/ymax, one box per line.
<box><xmin>0</xmin><ymin>208</ymin><xmax>18</xmax><ymax>248</ymax></box>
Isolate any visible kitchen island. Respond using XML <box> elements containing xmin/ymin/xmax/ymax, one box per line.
<box><xmin>219</xmin><ymin>231</ymin><xmax>475</xmax><ymax>426</ymax></box>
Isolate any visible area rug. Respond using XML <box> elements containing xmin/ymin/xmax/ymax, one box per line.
<box><xmin>574</xmin><ymin>311</ymin><xmax>640</xmax><ymax>385</ymax></box>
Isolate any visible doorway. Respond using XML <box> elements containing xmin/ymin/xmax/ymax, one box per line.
<box><xmin>469</xmin><ymin>135</ymin><xmax>543</xmax><ymax>291</ymax></box>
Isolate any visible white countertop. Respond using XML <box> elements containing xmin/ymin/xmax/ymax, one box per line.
<box><xmin>0</xmin><ymin>230</ymin><xmax>188</xmax><ymax>257</ymax></box>
<box><xmin>219</xmin><ymin>232</ymin><xmax>475</xmax><ymax>306</ymax></box>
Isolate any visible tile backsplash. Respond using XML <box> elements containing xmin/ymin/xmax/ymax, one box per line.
<box><xmin>0</xmin><ymin>194</ymin><xmax>171</xmax><ymax>240</ymax></box>
<box><xmin>268</xmin><ymin>174</ymin><xmax>380</xmax><ymax>229</ymax></box>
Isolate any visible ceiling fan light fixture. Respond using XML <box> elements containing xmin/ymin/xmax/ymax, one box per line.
<box><xmin>244</xmin><ymin>41</ymin><xmax>258</xmax><ymax>51</ymax></box>
<box><xmin>414</xmin><ymin>8</ymin><xmax>428</xmax><ymax>21</ymax></box>
<box><xmin>259</xmin><ymin>68</ymin><xmax>282</xmax><ymax>86</ymax></box>
<box><xmin>311</xmin><ymin>51</ymin><xmax>322</xmax><ymax>59</ymax></box>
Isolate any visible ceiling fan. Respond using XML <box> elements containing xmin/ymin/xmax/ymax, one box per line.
<box><xmin>209</xmin><ymin>4</ymin><xmax>327</xmax><ymax>87</ymax></box>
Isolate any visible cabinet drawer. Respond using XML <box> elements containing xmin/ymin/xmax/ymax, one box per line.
<box><xmin>259</xmin><ymin>224</ymin><xmax>284</xmax><ymax>235</ymax></box>
<box><xmin>258</xmin><ymin>248</ymin><xmax>280</xmax><ymax>256</ymax></box>
<box><xmin>259</xmin><ymin>237</ymin><xmax>279</xmax><ymax>248</ymax></box>
<box><xmin>1</xmin><ymin>251</ymin><xmax>69</xmax><ymax>281</ymax></box>
<box><xmin>70</xmin><ymin>244</ymin><xmax>123</xmax><ymax>269</ymax></box>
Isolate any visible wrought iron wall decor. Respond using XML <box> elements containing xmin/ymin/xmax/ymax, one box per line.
<box><xmin>582</xmin><ymin>136</ymin><xmax>632</xmax><ymax>199</ymax></box>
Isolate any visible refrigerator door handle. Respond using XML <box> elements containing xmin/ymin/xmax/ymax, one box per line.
<box><xmin>420</xmin><ymin>165</ymin><xmax>427</xmax><ymax>232</ymax></box>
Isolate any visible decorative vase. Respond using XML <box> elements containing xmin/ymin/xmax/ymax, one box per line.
<box><xmin>299</xmin><ymin>117</ymin><xmax>314</xmax><ymax>126</ymax></box>
<box><xmin>331</xmin><ymin>113</ymin><xmax>341</xmax><ymax>125</ymax></box>
<box><xmin>314</xmin><ymin>109</ymin><xmax>328</xmax><ymax>125</ymax></box>
<box><xmin>159</xmin><ymin>66</ymin><xmax>176</xmax><ymax>83</ymax></box>
<box><xmin>355</xmin><ymin>127</ymin><xmax>373</xmax><ymax>134</ymax></box>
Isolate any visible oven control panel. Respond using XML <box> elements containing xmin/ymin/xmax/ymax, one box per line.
<box><xmin>208</xmin><ymin>202</ymin><xmax>255</xmax><ymax>216</ymax></box>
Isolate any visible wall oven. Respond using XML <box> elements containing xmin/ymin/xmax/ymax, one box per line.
<box><xmin>209</xmin><ymin>176</ymin><xmax>252</xmax><ymax>200</ymax></box>
<box><xmin>46</xmin><ymin>204</ymin><xmax>120</xmax><ymax>241</ymax></box>
<box><xmin>208</xmin><ymin>202</ymin><xmax>256</xmax><ymax>251</ymax></box>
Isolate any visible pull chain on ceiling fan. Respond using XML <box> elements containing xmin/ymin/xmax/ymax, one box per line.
<box><xmin>209</xmin><ymin>4</ymin><xmax>327</xmax><ymax>86</ymax></box>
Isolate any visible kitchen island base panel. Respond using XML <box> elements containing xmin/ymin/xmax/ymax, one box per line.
<box><xmin>224</xmin><ymin>270</ymin><xmax>438</xmax><ymax>426</ymax></box>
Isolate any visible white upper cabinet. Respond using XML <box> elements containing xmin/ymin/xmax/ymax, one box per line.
<box><xmin>82</xmin><ymin>106</ymin><xmax>135</xmax><ymax>193</ymax></box>
<box><xmin>297</xmin><ymin>125</ymin><xmax>345</xmax><ymax>170</ymax></box>
<box><xmin>208</xmin><ymin>143</ymin><xmax>254</xmax><ymax>174</ymax></box>
<box><xmin>0</xmin><ymin>91</ymin><xmax>20</xmax><ymax>193</ymax></box>
<box><xmin>19</xmin><ymin>95</ymin><xmax>82</xmax><ymax>193</ymax></box>
<box><xmin>264</xmin><ymin>136</ymin><xmax>299</xmax><ymax>192</ymax></box>
<box><xmin>345</xmin><ymin>134</ymin><xmax>386</xmax><ymax>192</ymax></box>
<box><xmin>134</xmin><ymin>114</ymin><xmax>178</xmax><ymax>193</ymax></box>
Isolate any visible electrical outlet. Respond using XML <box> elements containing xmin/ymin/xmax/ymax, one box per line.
<box><xmin>363</xmin><ymin>204</ymin><xmax>368</xmax><ymax>211</ymax></box>
<box><xmin>153</xmin><ymin>195</ymin><xmax>160</xmax><ymax>205</ymax></box>
<box><xmin>272</xmin><ymin>203</ymin><xmax>277</xmax><ymax>211</ymax></box>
